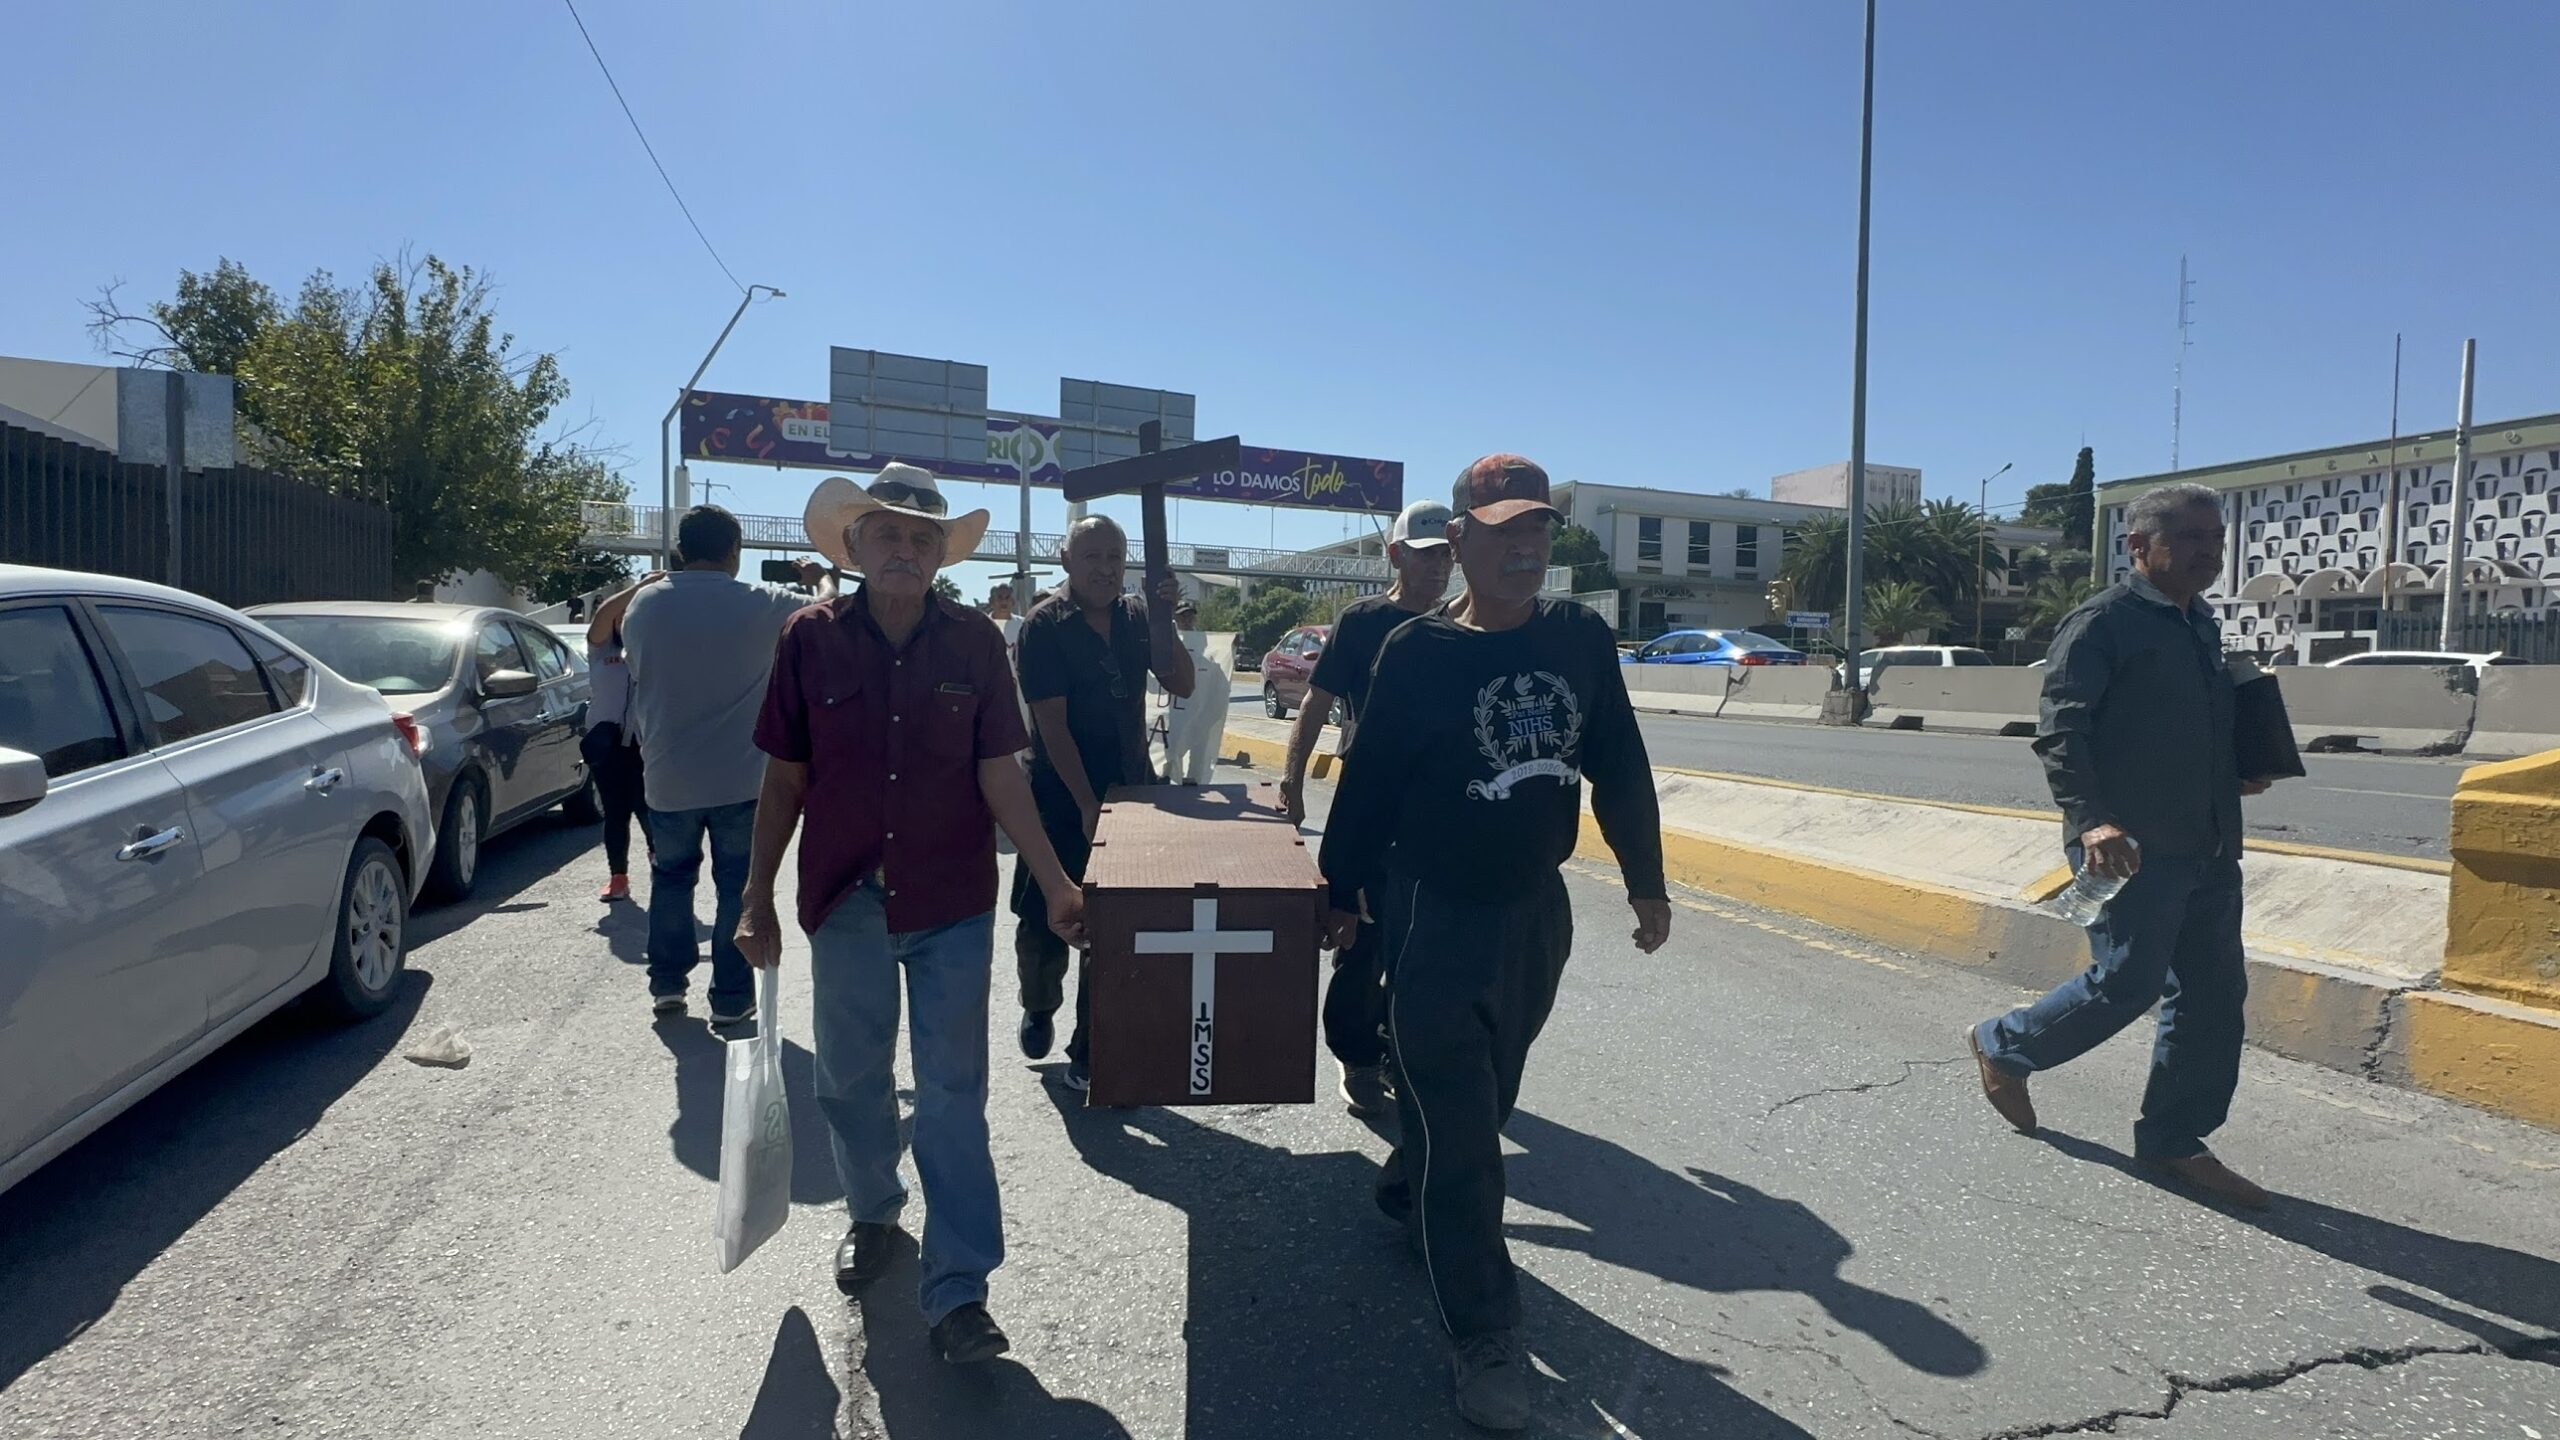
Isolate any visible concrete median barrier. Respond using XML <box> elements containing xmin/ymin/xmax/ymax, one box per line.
<box><xmin>1866</xmin><ymin>666</ymin><xmax>2043</xmax><ymax>736</ymax></box>
<box><xmin>1616</xmin><ymin>663</ymin><xmax>1733</xmax><ymax>713</ymax></box>
<box><xmin>1713</xmin><ymin>666</ymin><xmax>1835</xmax><ymax>722</ymax></box>
<box><xmin>2463</xmin><ymin>667</ymin><xmax>2560</xmax><ymax>758</ymax></box>
<box><xmin>2274</xmin><ymin>666</ymin><xmax>2477</xmax><ymax>755</ymax></box>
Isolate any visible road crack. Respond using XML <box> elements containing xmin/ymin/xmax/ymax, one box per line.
<box><xmin>1766</xmin><ymin>1057</ymin><xmax>1963</xmax><ymax>1115</ymax></box>
<box><xmin>1974</xmin><ymin>1334</ymin><xmax>2560</xmax><ymax>1437</ymax></box>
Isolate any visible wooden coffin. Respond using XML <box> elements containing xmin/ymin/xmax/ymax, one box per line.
<box><xmin>1080</xmin><ymin>783</ymin><xmax>1323</xmax><ymax>1107</ymax></box>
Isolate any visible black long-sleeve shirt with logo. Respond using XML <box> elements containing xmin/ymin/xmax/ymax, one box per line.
<box><xmin>1317</xmin><ymin>599</ymin><xmax>1665</xmax><ymax>912</ymax></box>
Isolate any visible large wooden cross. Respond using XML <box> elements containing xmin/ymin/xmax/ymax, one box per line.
<box><xmin>1059</xmin><ymin>421</ymin><xmax>1243</xmax><ymax>638</ymax></box>
<box><xmin>1132</xmin><ymin>895</ymin><xmax>1274</xmax><ymax>1096</ymax></box>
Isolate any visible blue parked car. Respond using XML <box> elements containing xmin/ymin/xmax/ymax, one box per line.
<box><xmin>1623</xmin><ymin>629</ymin><xmax>1808</xmax><ymax>667</ymax></box>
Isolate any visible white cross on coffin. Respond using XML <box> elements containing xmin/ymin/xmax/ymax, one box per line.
<box><xmin>1134</xmin><ymin>898</ymin><xmax>1275</xmax><ymax>1096</ymax></box>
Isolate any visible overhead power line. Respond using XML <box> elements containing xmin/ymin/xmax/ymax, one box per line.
<box><xmin>560</xmin><ymin>0</ymin><xmax>746</xmax><ymax>295</ymax></box>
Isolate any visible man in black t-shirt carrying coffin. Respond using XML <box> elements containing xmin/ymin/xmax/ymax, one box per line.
<box><xmin>1319</xmin><ymin>454</ymin><xmax>1671</xmax><ymax>1433</ymax></box>
<box><xmin>1012</xmin><ymin>515</ymin><xmax>1196</xmax><ymax>1093</ymax></box>
<box><xmin>1280</xmin><ymin>497</ymin><xmax>1454</xmax><ymax>1118</ymax></box>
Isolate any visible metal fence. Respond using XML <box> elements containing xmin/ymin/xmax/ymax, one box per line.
<box><xmin>2379</xmin><ymin>610</ymin><xmax>2560</xmax><ymax>664</ymax></box>
<box><xmin>1</xmin><ymin>420</ymin><xmax>394</xmax><ymax>608</ymax></box>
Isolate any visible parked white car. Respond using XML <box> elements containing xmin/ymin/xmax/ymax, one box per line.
<box><xmin>0</xmin><ymin>565</ymin><xmax>435</xmax><ymax>1196</ymax></box>
<box><xmin>2323</xmin><ymin>650</ymin><xmax>2518</xmax><ymax>679</ymax></box>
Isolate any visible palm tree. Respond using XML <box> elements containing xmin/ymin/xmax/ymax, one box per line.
<box><xmin>1863</xmin><ymin>579</ymin><xmax>1949</xmax><ymax>645</ymax></box>
<box><xmin>1778</xmin><ymin>512</ymin><xmax>1848</xmax><ymax>619</ymax></box>
<box><xmin>2021</xmin><ymin>573</ymin><xmax>2105</xmax><ymax>637</ymax></box>
<box><xmin>1783</xmin><ymin>500</ymin><xmax>1986</xmax><ymax>631</ymax></box>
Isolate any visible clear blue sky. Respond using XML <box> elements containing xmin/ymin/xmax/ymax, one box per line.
<box><xmin>7</xmin><ymin>1</ymin><xmax>2556</xmax><ymax>596</ymax></box>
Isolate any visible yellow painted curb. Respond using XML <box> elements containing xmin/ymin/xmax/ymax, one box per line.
<box><xmin>2401</xmin><ymin>989</ymin><xmax>2560</xmax><ymax>1130</ymax></box>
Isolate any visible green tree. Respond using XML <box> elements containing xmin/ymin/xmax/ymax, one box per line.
<box><xmin>524</xmin><ymin>447</ymin><xmax>634</xmax><ymax>603</ymax></box>
<box><xmin>1779</xmin><ymin>500</ymin><xmax>1986</xmax><ymax>629</ymax></box>
<box><xmin>1234</xmin><ymin>586</ymin><xmax>1312</xmax><ymax>653</ymax></box>
<box><xmin>2063</xmin><ymin>446</ymin><xmax>2096</xmax><ymax>552</ymax></box>
<box><xmin>1551</xmin><ymin>522</ymin><xmax>1613</xmax><ymax>593</ymax></box>
<box><xmin>1197</xmin><ymin>585</ymin><xmax>1245</xmax><ymax>633</ymax></box>
<box><xmin>2022</xmin><ymin>572</ymin><xmax>2105</xmax><ymax>637</ymax></box>
<box><xmin>93</xmin><ymin>254</ymin><xmax>583</xmax><ymax>593</ymax></box>
<box><xmin>2017</xmin><ymin>481</ymin><xmax>2074</xmax><ymax>531</ymax></box>
<box><xmin>931</xmin><ymin>574</ymin><xmax>962</xmax><ymax>602</ymax></box>
<box><xmin>1863</xmin><ymin>579</ymin><xmax>1949</xmax><ymax>645</ymax></box>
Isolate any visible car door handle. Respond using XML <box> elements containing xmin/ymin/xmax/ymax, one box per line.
<box><xmin>116</xmin><ymin>826</ymin><xmax>186</xmax><ymax>861</ymax></box>
<box><xmin>306</xmin><ymin>766</ymin><xmax>347</xmax><ymax>794</ymax></box>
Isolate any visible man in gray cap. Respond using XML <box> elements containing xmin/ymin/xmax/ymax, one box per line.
<box><xmin>1280</xmin><ymin>497</ymin><xmax>1455</xmax><ymax>1116</ymax></box>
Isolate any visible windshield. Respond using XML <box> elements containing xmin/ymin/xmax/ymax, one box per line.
<box><xmin>262</xmin><ymin>616</ymin><xmax>465</xmax><ymax>696</ymax></box>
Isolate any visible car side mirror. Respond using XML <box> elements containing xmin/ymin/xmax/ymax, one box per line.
<box><xmin>482</xmin><ymin>668</ymin><xmax>541</xmax><ymax>700</ymax></box>
<box><xmin>0</xmin><ymin>746</ymin><xmax>48</xmax><ymax>819</ymax></box>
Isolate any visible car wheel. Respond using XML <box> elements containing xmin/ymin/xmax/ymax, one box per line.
<box><xmin>559</xmin><ymin>771</ymin><xmax>602</xmax><ymax>825</ymax></box>
<box><xmin>314</xmin><ymin>836</ymin><xmax>408</xmax><ymax>1020</ymax></box>
<box><xmin>425</xmin><ymin>775</ymin><xmax>485</xmax><ymax>903</ymax></box>
<box><xmin>1265</xmin><ymin>682</ymin><xmax>1289</xmax><ymax>719</ymax></box>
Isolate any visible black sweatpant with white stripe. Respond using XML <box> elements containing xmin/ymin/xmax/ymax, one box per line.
<box><xmin>1373</xmin><ymin>867</ymin><xmax>1574</xmax><ymax>1340</ymax></box>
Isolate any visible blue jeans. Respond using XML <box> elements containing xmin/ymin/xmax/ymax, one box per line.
<box><xmin>1975</xmin><ymin>850</ymin><xmax>2247</xmax><ymax>1159</ymax></box>
<box><xmin>644</xmin><ymin>801</ymin><xmax>756</xmax><ymax>1016</ymax></box>
<box><xmin>810</xmin><ymin>883</ymin><xmax>1002</xmax><ymax>1323</ymax></box>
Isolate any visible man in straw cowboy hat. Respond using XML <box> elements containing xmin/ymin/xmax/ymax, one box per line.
<box><xmin>735</xmin><ymin>463</ymin><xmax>1089</xmax><ymax>1364</ymax></box>
<box><xmin>1010</xmin><ymin>514</ymin><xmax>1194</xmax><ymax>1092</ymax></box>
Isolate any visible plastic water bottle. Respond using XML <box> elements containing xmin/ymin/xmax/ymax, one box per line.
<box><xmin>2049</xmin><ymin>838</ymin><xmax>2139</xmax><ymax>928</ymax></box>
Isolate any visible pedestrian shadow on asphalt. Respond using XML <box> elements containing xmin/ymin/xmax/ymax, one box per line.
<box><xmin>844</xmin><ymin>1228</ymin><xmax>1134</xmax><ymax>1440</ymax></box>
<box><xmin>0</xmin><ymin>969</ymin><xmax>432</xmax><ymax>1391</ymax></box>
<box><xmin>596</xmin><ymin>900</ymin><xmax>650</xmax><ymax>966</ymax></box>
<box><xmin>1038</xmin><ymin>1075</ymin><xmax>1818</xmax><ymax>1440</ymax></box>
<box><xmin>658</xmin><ymin>1017</ymin><xmax>871</xmax><ymax>1205</ymax></box>
<box><xmin>2035</xmin><ymin>1129</ymin><xmax>2560</xmax><ymax>1337</ymax></box>
<box><xmin>1501</xmin><ymin>1108</ymin><xmax>1989</xmax><ymax>1379</ymax></box>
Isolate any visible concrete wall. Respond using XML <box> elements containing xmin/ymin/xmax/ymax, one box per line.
<box><xmin>2274</xmin><ymin>665</ymin><xmax>2477</xmax><ymax>754</ymax></box>
<box><xmin>2467</xmin><ymin>668</ymin><xmax>2560</xmax><ymax>758</ymax></box>
<box><xmin>0</xmin><ymin>358</ymin><xmax>121</xmax><ymax>450</ymax></box>
<box><xmin>1713</xmin><ymin>666</ymin><xmax>1833</xmax><ymax>720</ymax></box>
<box><xmin>1867</xmin><ymin>666</ymin><xmax>2043</xmax><ymax>735</ymax></box>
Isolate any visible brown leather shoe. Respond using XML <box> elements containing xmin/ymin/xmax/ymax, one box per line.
<box><xmin>1968</xmin><ymin>1029</ymin><xmax>2037</xmax><ymax>1133</ymax></box>
<box><xmin>2148</xmin><ymin>1152</ymin><xmax>2273</xmax><ymax>1210</ymax></box>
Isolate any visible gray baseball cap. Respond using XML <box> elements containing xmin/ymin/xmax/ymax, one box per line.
<box><xmin>1387</xmin><ymin>498</ymin><xmax>1453</xmax><ymax>550</ymax></box>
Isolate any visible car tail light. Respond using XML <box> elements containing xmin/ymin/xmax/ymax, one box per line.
<box><xmin>1736</xmin><ymin>652</ymin><xmax>1777</xmax><ymax>665</ymax></box>
<box><xmin>391</xmin><ymin>713</ymin><xmax>427</xmax><ymax>757</ymax></box>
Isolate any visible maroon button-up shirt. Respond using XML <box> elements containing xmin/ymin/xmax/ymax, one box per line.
<box><xmin>754</xmin><ymin>589</ymin><xmax>1031</xmax><ymax>935</ymax></box>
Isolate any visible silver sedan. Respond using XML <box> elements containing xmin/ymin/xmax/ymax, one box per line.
<box><xmin>0</xmin><ymin>565</ymin><xmax>436</xmax><ymax>1196</ymax></box>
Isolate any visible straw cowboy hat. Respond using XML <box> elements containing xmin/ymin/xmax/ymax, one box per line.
<box><xmin>802</xmin><ymin>463</ymin><xmax>992</xmax><ymax>573</ymax></box>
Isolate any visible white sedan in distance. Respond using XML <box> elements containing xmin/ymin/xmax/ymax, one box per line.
<box><xmin>0</xmin><ymin>565</ymin><xmax>436</xmax><ymax>1197</ymax></box>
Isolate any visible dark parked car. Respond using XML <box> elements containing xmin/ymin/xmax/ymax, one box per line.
<box><xmin>1622</xmin><ymin>629</ymin><xmax>1808</xmax><ymax>667</ymax></box>
<box><xmin>250</xmin><ymin>603</ymin><xmax>596</xmax><ymax>902</ymax></box>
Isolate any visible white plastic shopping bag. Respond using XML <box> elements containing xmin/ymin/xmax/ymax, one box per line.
<box><xmin>713</xmin><ymin>967</ymin><xmax>791</xmax><ymax>1273</ymax></box>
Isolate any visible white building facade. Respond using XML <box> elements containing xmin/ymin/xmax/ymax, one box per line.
<box><xmin>1770</xmin><ymin>460</ymin><xmax>1922</xmax><ymax>511</ymax></box>
<box><xmin>2099</xmin><ymin>411</ymin><xmax>2559</xmax><ymax>662</ymax></box>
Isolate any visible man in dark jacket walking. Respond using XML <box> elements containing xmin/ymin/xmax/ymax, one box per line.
<box><xmin>1968</xmin><ymin>481</ymin><xmax>2283</xmax><ymax>1208</ymax></box>
<box><xmin>1319</xmin><ymin>454</ymin><xmax>1669</xmax><ymax>1431</ymax></box>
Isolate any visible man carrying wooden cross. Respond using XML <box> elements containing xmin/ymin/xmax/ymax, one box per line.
<box><xmin>1319</xmin><ymin>454</ymin><xmax>1671</xmax><ymax>1432</ymax></box>
<box><xmin>1012</xmin><ymin>514</ymin><xmax>1195</xmax><ymax>1092</ymax></box>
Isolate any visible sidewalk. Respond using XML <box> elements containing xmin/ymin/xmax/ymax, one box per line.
<box><xmin>1219</xmin><ymin>713</ymin><xmax>2560</xmax><ymax>1133</ymax></box>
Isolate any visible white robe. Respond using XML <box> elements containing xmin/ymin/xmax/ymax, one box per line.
<box><xmin>1158</xmin><ymin>630</ymin><xmax>1232</xmax><ymax>784</ymax></box>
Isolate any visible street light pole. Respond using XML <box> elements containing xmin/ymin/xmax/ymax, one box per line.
<box><xmin>1841</xmin><ymin>0</ymin><xmax>1878</xmax><ymax>695</ymax></box>
<box><xmin>1975</xmin><ymin>460</ymin><xmax>2011</xmax><ymax>647</ymax></box>
<box><xmin>659</xmin><ymin>284</ymin><xmax>783</xmax><ymax>561</ymax></box>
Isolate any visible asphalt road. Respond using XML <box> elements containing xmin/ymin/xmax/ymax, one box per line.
<box><xmin>1230</xmin><ymin>677</ymin><xmax>2466</xmax><ymax>860</ymax></box>
<box><xmin>2</xmin><ymin>777</ymin><xmax>2552</xmax><ymax>1439</ymax></box>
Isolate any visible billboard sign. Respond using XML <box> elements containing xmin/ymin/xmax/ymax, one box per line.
<box><xmin>1056</xmin><ymin>379</ymin><xmax>1196</xmax><ymax>473</ymax></box>
<box><xmin>828</xmin><ymin>348</ymin><xmax>990</xmax><ymax>468</ymax></box>
<box><xmin>679</xmin><ymin>390</ymin><xmax>1400</xmax><ymax>513</ymax></box>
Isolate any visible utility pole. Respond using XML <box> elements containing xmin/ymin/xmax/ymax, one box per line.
<box><xmin>2438</xmin><ymin>339</ymin><xmax>2477</xmax><ymax>652</ymax></box>
<box><xmin>2378</xmin><ymin>333</ymin><xmax>2403</xmax><ymax>633</ymax></box>
<box><xmin>1974</xmin><ymin>460</ymin><xmax>2011</xmax><ymax>646</ymax></box>
<box><xmin>2171</xmin><ymin>256</ymin><xmax>2194</xmax><ymax>472</ymax></box>
<box><xmin>658</xmin><ymin>285</ymin><xmax>782</xmax><ymax>562</ymax></box>
<box><xmin>1839</xmin><ymin>0</ymin><xmax>1878</xmax><ymax>700</ymax></box>
<box><xmin>162</xmin><ymin>369</ymin><xmax>186</xmax><ymax>590</ymax></box>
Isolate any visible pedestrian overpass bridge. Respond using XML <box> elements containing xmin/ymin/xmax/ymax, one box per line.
<box><xmin>580</xmin><ymin>501</ymin><xmax>1394</xmax><ymax>584</ymax></box>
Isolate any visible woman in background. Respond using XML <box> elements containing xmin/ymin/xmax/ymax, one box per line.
<box><xmin>582</xmin><ymin>627</ymin><xmax>651</xmax><ymax>901</ymax></box>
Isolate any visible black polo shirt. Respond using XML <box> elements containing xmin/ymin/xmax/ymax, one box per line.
<box><xmin>1016</xmin><ymin>589</ymin><xmax>1156</xmax><ymax>808</ymax></box>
